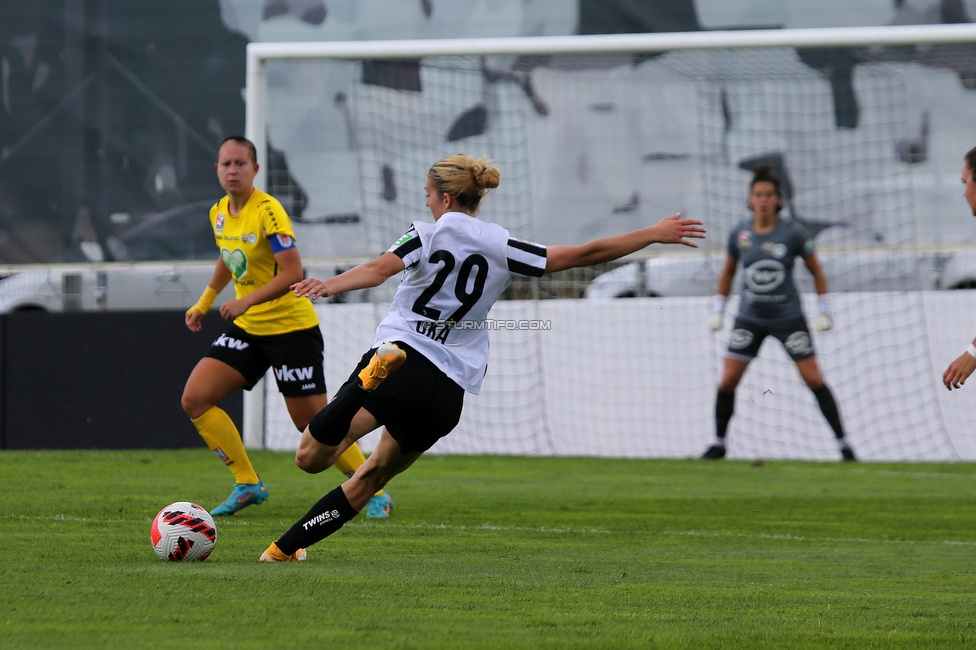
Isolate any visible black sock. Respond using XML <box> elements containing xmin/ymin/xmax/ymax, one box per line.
<box><xmin>276</xmin><ymin>485</ymin><xmax>359</xmax><ymax>555</ymax></box>
<box><xmin>715</xmin><ymin>390</ymin><xmax>735</xmax><ymax>442</ymax></box>
<box><xmin>813</xmin><ymin>384</ymin><xmax>845</xmax><ymax>439</ymax></box>
<box><xmin>308</xmin><ymin>381</ymin><xmax>368</xmax><ymax>446</ymax></box>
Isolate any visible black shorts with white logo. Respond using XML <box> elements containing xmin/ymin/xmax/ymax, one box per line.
<box><xmin>726</xmin><ymin>315</ymin><xmax>815</xmax><ymax>362</ymax></box>
<box><xmin>342</xmin><ymin>341</ymin><xmax>465</xmax><ymax>454</ymax></box>
<box><xmin>205</xmin><ymin>322</ymin><xmax>327</xmax><ymax>397</ymax></box>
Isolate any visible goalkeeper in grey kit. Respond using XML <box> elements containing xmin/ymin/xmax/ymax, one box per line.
<box><xmin>702</xmin><ymin>165</ymin><xmax>856</xmax><ymax>461</ymax></box>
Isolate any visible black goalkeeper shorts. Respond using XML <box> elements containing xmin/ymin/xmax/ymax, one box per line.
<box><xmin>726</xmin><ymin>315</ymin><xmax>815</xmax><ymax>362</ymax></box>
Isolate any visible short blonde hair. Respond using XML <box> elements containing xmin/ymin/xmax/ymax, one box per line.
<box><xmin>428</xmin><ymin>154</ymin><xmax>500</xmax><ymax>214</ymax></box>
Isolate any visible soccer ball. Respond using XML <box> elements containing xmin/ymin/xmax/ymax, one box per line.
<box><xmin>150</xmin><ymin>502</ymin><xmax>217</xmax><ymax>562</ymax></box>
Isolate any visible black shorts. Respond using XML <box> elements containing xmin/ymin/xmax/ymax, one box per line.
<box><xmin>343</xmin><ymin>341</ymin><xmax>465</xmax><ymax>454</ymax></box>
<box><xmin>727</xmin><ymin>315</ymin><xmax>815</xmax><ymax>362</ymax></box>
<box><xmin>205</xmin><ymin>323</ymin><xmax>327</xmax><ymax>397</ymax></box>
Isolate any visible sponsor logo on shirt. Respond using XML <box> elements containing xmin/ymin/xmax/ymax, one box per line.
<box><xmin>744</xmin><ymin>259</ymin><xmax>786</xmax><ymax>293</ymax></box>
<box><xmin>394</xmin><ymin>232</ymin><xmax>416</xmax><ymax>247</ymax></box>
<box><xmin>215</xmin><ymin>213</ymin><xmax>225</xmax><ymax>233</ymax></box>
<box><xmin>220</xmin><ymin>248</ymin><xmax>248</xmax><ymax>279</ymax></box>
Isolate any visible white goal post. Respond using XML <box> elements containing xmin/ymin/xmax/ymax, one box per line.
<box><xmin>242</xmin><ymin>24</ymin><xmax>976</xmax><ymax>460</ymax></box>
<box><xmin>245</xmin><ymin>23</ymin><xmax>976</xmax><ymax>175</ymax></box>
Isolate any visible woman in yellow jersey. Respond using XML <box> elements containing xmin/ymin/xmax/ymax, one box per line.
<box><xmin>182</xmin><ymin>136</ymin><xmax>393</xmax><ymax>517</ymax></box>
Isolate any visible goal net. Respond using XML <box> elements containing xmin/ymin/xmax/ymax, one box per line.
<box><xmin>245</xmin><ymin>25</ymin><xmax>976</xmax><ymax>461</ymax></box>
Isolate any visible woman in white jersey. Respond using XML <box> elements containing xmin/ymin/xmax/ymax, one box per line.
<box><xmin>258</xmin><ymin>153</ymin><xmax>705</xmax><ymax>562</ymax></box>
<box><xmin>701</xmin><ymin>165</ymin><xmax>856</xmax><ymax>462</ymax></box>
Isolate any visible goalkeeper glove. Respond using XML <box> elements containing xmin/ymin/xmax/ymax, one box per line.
<box><xmin>814</xmin><ymin>299</ymin><xmax>832</xmax><ymax>333</ymax></box>
<box><xmin>707</xmin><ymin>295</ymin><xmax>726</xmax><ymax>331</ymax></box>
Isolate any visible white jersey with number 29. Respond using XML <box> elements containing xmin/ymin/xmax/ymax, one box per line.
<box><xmin>372</xmin><ymin>211</ymin><xmax>547</xmax><ymax>394</ymax></box>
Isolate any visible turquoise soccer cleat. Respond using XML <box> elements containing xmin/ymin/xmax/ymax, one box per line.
<box><xmin>366</xmin><ymin>492</ymin><xmax>393</xmax><ymax>519</ymax></box>
<box><xmin>211</xmin><ymin>480</ymin><xmax>268</xmax><ymax>516</ymax></box>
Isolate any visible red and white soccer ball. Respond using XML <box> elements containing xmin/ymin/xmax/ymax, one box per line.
<box><xmin>150</xmin><ymin>502</ymin><xmax>217</xmax><ymax>562</ymax></box>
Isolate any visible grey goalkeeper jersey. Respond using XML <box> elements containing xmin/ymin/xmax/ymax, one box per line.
<box><xmin>727</xmin><ymin>217</ymin><xmax>815</xmax><ymax>322</ymax></box>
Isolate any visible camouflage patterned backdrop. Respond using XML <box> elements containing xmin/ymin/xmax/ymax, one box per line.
<box><xmin>3</xmin><ymin>0</ymin><xmax>976</xmax><ymax>263</ymax></box>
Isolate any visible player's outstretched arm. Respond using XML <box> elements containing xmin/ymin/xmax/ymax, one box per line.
<box><xmin>293</xmin><ymin>252</ymin><xmax>406</xmax><ymax>300</ymax></box>
<box><xmin>943</xmin><ymin>342</ymin><xmax>976</xmax><ymax>390</ymax></box>
<box><xmin>544</xmin><ymin>213</ymin><xmax>705</xmax><ymax>273</ymax></box>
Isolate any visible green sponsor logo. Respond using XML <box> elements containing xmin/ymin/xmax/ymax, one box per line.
<box><xmin>394</xmin><ymin>232</ymin><xmax>415</xmax><ymax>247</ymax></box>
<box><xmin>221</xmin><ymin>248</ymin><xmax>248</xmax><ymax>279</ymax></box>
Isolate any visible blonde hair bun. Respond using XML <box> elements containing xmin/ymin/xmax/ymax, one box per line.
<box><xmin>470</xmin><ymin>157</ymin><xmax>501</xmax><ymax>190</ymax></box>
<box><xmin>428</xmin><ymin>154</ymin><xmax>500</xmax><ymax>213</ymax></box>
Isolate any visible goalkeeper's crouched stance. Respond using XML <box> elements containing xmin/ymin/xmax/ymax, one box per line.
<box><xmin>701</xmin><ymin>164</ymin><xmax>856</xmax><ymax>462</ymax></box>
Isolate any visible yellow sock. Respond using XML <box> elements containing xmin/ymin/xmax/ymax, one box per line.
<box><xmin>191</xmin><ymin>407</ymin><xmax>260</xmax><ymax>485</ymax></box>
<box><xmin>333</xmin><ymin>443</ymin><xmax>385</xmax><ymax>497</ymax></box>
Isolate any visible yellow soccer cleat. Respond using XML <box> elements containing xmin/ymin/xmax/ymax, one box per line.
<box><xmin>358</xmin><ymin>342</ymin><xmax>407</xmax><ymax>391</ymax></box>
<box><xmin>259</xmin><ymin>542</ymin><xmax>307</xmax><ymax>563</ymax></box>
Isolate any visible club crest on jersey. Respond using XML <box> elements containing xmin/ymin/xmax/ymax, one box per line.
<box><xmin>737</xmin><ymin>231</ymin><xmax>752</xmax><ymax>249</ymax></box>
<box><xmin>215</xmin><ymin>213</ymin><xmax>226</xmax><ymax>233</ymax></box>
<box><xmin>243</xmin><ymin>233</ymin><xmax>257</xmax><ymax>244</ymax></box>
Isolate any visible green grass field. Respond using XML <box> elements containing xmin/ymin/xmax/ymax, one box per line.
<box><xmin>2</xmin><ymin>450</ymin><xmax>975</xmax><ymax>649</ymax></box>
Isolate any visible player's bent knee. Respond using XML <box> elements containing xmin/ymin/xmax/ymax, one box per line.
<box><xmin>294</xmin><ymin>446</ymin><xmax>331</xmax><ymax>474</ymax></box>
<box><xmin>180</xmin><ymin>392</ymin><xmax>209</xmax><ymax>420</ymax></box>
